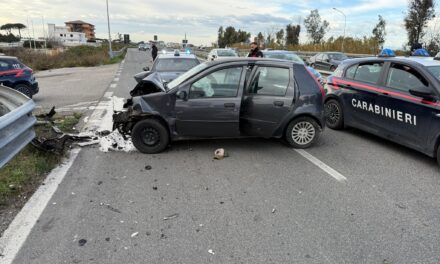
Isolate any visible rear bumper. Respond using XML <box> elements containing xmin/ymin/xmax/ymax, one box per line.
<box><xmin>30</xmin><ymin>81</ymin><xmax>39</xmax><ymax>95</ymax></box>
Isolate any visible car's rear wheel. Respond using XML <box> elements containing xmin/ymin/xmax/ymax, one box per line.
<box><xmin>325</xmin><ymin>99</ymin><xmax>344</xmax><ymax>129</ymax></box>
<box><xmin>285</xmin><ymin>117</ymin><xmax>321</xmax><ymax>149</ymax></box>
<box><xmin>15</xmin><ymin>84</ymin><xmax>32</xmax><ymax>98</ymax></box>
<box><xmin>436</xmin><ymin>144</ymin><xmax>440</xmax><ymax>166</ymax></box>
<box><xmin>131</xmin><ymin>119</ymin><xmax>169</xmax><ymax>154</ymax></box>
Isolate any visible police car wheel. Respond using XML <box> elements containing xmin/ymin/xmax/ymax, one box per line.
<box><xmin>15</xmin><ymin>84</ymin><xmax>32</xmax><ymax>98</ymax></box>
<box><xmin>286</xmin><ymin>117</ymin><xmax>320</xmax><ymax>149</ymax></box>
<box><xmin>131</xmin><ymin>119</ymin><xmax>169</xmax><ymax>154</ymax></box>
<box><xmin>325</xmin><ymin>99</ymin><xmax>344</xmax><ymax>129</ymax></box>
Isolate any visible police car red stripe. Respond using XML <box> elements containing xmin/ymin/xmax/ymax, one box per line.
<box><xmin>332</xmin><ymin>77</ymin><xmax>440</xmax><ymax>107</ymax></box>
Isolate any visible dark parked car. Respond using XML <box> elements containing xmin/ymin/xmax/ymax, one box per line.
<box><xmin>262</xmin><ymin>50</ymin><xmax>325</xmax><ymax>84</ymax></box>
<box><xmin>309</xmin><ymin>52</ymin><xmax>348</xmax><ymax>72</ymax></box>
<box><xmin>138</xmin><ymin>51</ymin><xmax>200</xmax><ymax>85</ymax></box>
<box><xmin>0</xmin><ymin>55</ymin><xmax>38</xmax><ymax>98</ymax></box>
<box><xmin>114</xmin><ymin>58</ymin><xmax>325</xmax><ymax>153</ymax></box>
<box><xmin>324</xmin><ymin>54</ymin><xmax>440</xmax><ymax>164</ymax></box>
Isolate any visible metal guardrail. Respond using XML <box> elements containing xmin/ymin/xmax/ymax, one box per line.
<box><xmin>0</xmin><ymin>86</ymin><xmax>36</xmax><ymax>168</ymax></box>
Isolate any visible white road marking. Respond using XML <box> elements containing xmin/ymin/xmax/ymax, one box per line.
<box><xmin>113</xmin><ymin>78</ymin><xmax>119</xmax><ymax>82</ymax></box>
<box><xmin>0</xmin><ymin>149</ymin><xmax>81</xmax><ymax>264</ymax></box>
<box><xmin>110</xmin><ymin>83</ymin><xmax>117</xmax><ymax>88</ymax></box>
<box><xmin>294</xmin><ymin>149</ymin><xmax>347</xmax><ymax>182</ymax></box>
<box><xmin>104</xmin><ymin>92</ymin><xmax>114</xmax><ymax>98</ymax></box>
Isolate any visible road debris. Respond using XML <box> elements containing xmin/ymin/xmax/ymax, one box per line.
<box><xmin>99</xmin><ymin>130</ymin><xmax>135</xmax><ymax>152</ymax></box>
<box><xmin>208</xmin><ymin>249</ymin><xmax>215</xmax><ymax>255</ymax></box>
<box><xmin>272</xmin><ymin>208</ymin><xmax>277</xmax><ymax>214</ymax></box>
<box><xmin>152</xmin><ymin>186</ymin><xmax>158</xmax><ymax>191</ymax></box>
<box><xmin>105</xmin><ymin>237</ymin><xmax>110</xmax><ymax>242</ymax></box>
<box><xmin>32</xmin><ymin>126</ymin><xmax>94</xmax><ymax>153</ymax></box>
<box><xmin>163</xmin><ymin>213</ymin><xmax>179</xmax><ymax>220</ymax></box>
<box><xmin>131</xmin><ymin>232</ymin><xmax>139</xmax><ymax>238</ymax></box>
<box><xmin>214</xmin><ymin>148</ymin><xmax>228</xmax><ymax>160</ymax></box>
<box><xmin>145</xmin><ymin>165</ymin><xmax>152</xmax><ymax>170</ymax></box>
<box><xmin>78</xmin><ymin>239</ymin><xmax>87</xmax><ymax>246</ymax></box>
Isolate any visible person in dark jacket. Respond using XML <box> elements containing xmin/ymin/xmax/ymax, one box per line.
<box><xmin>151</xmin><ymin>43</ymin><xmax>158</xmax><ymax>61</ymax></box>
<box><xmin>247</xmin><ymin>42</ymin><xmax>263</xmax><ymax>58</ymax></box>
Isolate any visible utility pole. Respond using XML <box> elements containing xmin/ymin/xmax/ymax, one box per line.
<box><xmin>333</xmin><ymin>8</ymin><xmax>346</xmax><ymax>53</ymax></box>
<box><xmin>26</xmin><ymin>15</ymin><xmax>32</xmax><ymax>49</ymax></box>
<box><xmin>41</xmin><ymin>16</ymin><xmax>47</xmax><ymax>49</ymax></box>
<box><xmin>106</xmin><ymin>0</ymin><xmax>114</xmax><ymax>58</ymax></box>
<box><xmin>31</xmin><ymin>19</ymin><xmax>36</xmax><ymax>50</ymax></box>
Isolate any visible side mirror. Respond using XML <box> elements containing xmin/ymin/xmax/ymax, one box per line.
<box><xmin>143</xmin><ymin>66</ymin><xmax>150</xmax><ymax>71</ymax></box>
<box><xmin>325</xmin><ymin>59</ymin><xmax>330</xmax><ymax>62</ymax></box>
<box><xmin>212</xmin><ymin>55</ymin><xmax>217</xmax><ymax>59</ymax></box>
<box><xmin>409</xmin><ymin>86</ymin><xmax>435</xmax><ymax>101</ymax></box>
<box><xmin>176</xmin><ymin>90</ymin><xmax>188</xmax><ymax>100</ymax></box>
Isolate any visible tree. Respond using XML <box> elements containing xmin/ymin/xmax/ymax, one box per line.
<box><xmin>0</xmin><ymin>23</ymin><xmax>14</xmax><ymax>35</ymax></box>
<box><xmin>285</xmin><ymin>24</ymin><xmax>301</xmax><ymax>45</ymax></box>
<box><xmin>256</xmin><ymin>32</ymin><xmax>264</xmax><ymax>44</ymax></box>
<box><xmin>372</xmin><ymin>15</ymin><xmax>386</xmax><ymax>50</ymax></box>
<box><xmin>304</xmin><ymin>9</ymin><xmax>329</xmax><ymax>44</ymax></box>
<box><xmin>13</xmin><ymin>23</ymin><xmax>26</xmax><ymax>38</ymax></box>
<box><xmin>217</xmin><ymin>26</ymin><xmax>251</xmax><ymax>47</ymax></box>
<box><xmin>276</xmin><ymin>29</ymin><xmax>284</xmax><ymax>45</ymax></box>
<box><xmin>217</xmin><ymin>26</ymin><xmax>224</xmax><ymax>47</ymax></box>
<box><xmin>404</xmin><ymin>0</ymin><xmax>435</xmax><ymax>46</ymax></box>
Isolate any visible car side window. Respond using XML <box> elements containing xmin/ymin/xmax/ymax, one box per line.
<box><xmin>345</xmin><ymin>64</ymin><xmax>358</xmax><ymax>79</ymax></box>
<box><xmin>248</xmin><ymin>67</ymin><xmax>290</xmax><ymax>96</ymax></box>
<box><xmin>352</xmin><ymin>62</ymin><xmax>383</xmax><ymax>84</ymax></box>
<box><xmin>322</xmin><ymin>54</ymin><xmax>329</xmax><ymax>61</ymax></box>
<box><xmin>189</xmin><ymin>67</ymin><xmax>242</xmax><ymax>99</ymax></box>
<box><xmin>316</xmin><ymin>54</ymin><xmax>323</xmax><ymax>61</ymax></box>
<box><xmin>386</xmin><ymin>63</ymin><xmax>428</xmax><ymax>93</ymax></box>
<box><xmin>0</xmin><ymin>60</ymin><xmax>9</xmax><ymax>71</ymax></box>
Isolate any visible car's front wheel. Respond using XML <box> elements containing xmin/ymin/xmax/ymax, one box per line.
<box><xmin>285</xmin><ymin>117</ymin><xmax>321</xmax><ymax>149</ymax></box>
<box><xmin>15</xmin><ymin>84</ymin><xmax>32</xmax><ymax>98</ymax></box>
<box><xmin>131</xmin><ymin>119</ymin><xmax>169</xmax><ymax>154</ymax></box>
<box><xmin>325</xmin><ymin>99</ymin><xmax>344</xmax><ymax>129</ymax></box>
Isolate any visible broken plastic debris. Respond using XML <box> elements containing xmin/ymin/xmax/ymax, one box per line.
<box><xmin>163</xmin><ymin>213</ymin><xmax>179</xmax><ymax>220</ymax></box>
<box><xmin>272</xmin><ymin>208</ymin><xmax>277</xmax><ymax>214</ymax></box>
<box><xmin>78</xmin><ymin>239</ymin><xmax>87</xmax><ymax>246</ymax></box>
<box><xmin>131</xmin><ymin>232</ymin><xmax>139</xmax><ymax>238</ymax></box>
<box><xmin>208</xmin><ymin>249</ymin><xmax>215</xmax><ymax>255</ymax></box>
<box><xmin>214</xmin><ymin>148</ymin><xmax>228</xmax><ymax>160</ymax></box>
<box><xmin>145</xmin><ymin>165</ymin><xmax>152</xmax><ymax>170</ymax></box>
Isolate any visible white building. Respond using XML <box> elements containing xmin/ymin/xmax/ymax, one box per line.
<box><xmin>47</xmin><ymin>24</ymin><xmax>86</xmax><ymax>46</ymax></box>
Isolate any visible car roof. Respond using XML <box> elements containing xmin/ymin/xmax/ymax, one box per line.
<box><xmin>212</xmin><ymin>48</ymin><xmax>235</xmax><ymax>51</ymax></box>
<box><xmin>262</xmin><ymin>50</ymin><xmax>297</xmax><ymax>54</ymax></box>
<box><xmin>0</xmin><ymin>55</ymin><xmax>18</xmax><ymax>60</ymax></box>
<box><xmin>157</xmin><ymin>53</ymin><xmax>197</xmax><ymax>59</ymax></box>
<box><xmin>343</xmin><ymin>56</ymin><xmax>440</xmax><ymax>67</ymax></box>
<box><xmin>204</xmin><ymin>57</ymin><xmax>301</xmax><ymax>67</ymax></box>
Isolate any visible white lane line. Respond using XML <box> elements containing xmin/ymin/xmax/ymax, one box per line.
<box><xmin>104</xmin><ymin>92</ymin><xmax>114</xmax><ymax>98</ymax></box>
<box><xmin>110</xmin><ymin>83</ymin><xmax>117</xmax><ymax>88</ymax></box>
<box><xmin>0</xmin><ymin>149</ymin><xmax>81</xmax><ymax>264</ymax></box>
<box><xmin>113</xmin><ymin>78</ymin><xmax>119</xmax><ymax>82</ymax></box>
<box><xmin>294</xmin><ymin>149</ymin><xmax>347</xmax><ymax>182</ymax></box>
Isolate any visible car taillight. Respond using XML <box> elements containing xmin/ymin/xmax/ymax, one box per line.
<box><xmin>305</xmin><ymin>67</ymin><xmax>325</xmax><ymax>99</ymax></box>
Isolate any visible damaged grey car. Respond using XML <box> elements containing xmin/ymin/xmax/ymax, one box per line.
<box><xmin>113</xmin><ymin>58</ymin><xmax>325</xmax><ymax>153</ymax></box>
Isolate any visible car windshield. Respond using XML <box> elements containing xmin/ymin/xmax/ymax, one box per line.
<box><xmin>155</xmin><ymin>58</ymin><xmax>199</xmax><ymax>72</ymax></box>
<box><xmin>264</xmin><ymin>53</ymin><xmax>304</xmax><ymax>64</ymax></box>
<box><xmin>329</xmin><ymin>53</ymin><xmax>348</xmax><ymax>60</ymax></box>
<box><xmin>427</xmin><ymin>66</ymin><xmax>440</xmax><ymax>82</ymax></box>
<box><xmin>217</xmin><ymin>50</ymin><xmax>237</xmax><ymax>57</ymax></box>
<box><xmin>167</xmin><ymin>63</ymin><xmax>208</xmax><ymax>90</ymax></box>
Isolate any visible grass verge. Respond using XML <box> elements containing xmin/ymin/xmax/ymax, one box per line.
<box><xmin>0</xmin><ymin>113</ymin><xmax>82</xmax><ymax>205</ymax></box>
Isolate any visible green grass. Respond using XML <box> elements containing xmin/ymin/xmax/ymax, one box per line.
<box><xmin>0</xmin><ymin>113</ymin><xmax>82</xmax><ymax>205</ymax></box>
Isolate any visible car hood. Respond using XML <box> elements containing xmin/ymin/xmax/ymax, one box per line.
<box><xmin>129</xmin><ymin>72</ymin><xmax>166</xmax><ymax>97</ymax></box>
<box><xmin>158</xmin><ymin>71</ymin><xmax>184</xmax><ymax>83</ymax></box>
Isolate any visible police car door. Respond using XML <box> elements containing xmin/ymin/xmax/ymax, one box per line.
<box><xmin>381</xmin><ymin>63</ymin><xmax>433</xmax><ymax>151</ymax></box>
<box><xmin>340</xmin><ymin>61</ymin><xmax>387</xmax><ymax>132</ymax></box>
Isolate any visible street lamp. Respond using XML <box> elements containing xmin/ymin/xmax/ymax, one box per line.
<box><xmin>333</xmin><ymin>8</ymin><xmax>346</xmax><ymax>53</ymax></box>
<box><xmin>106</xmin><ymin>0</ymin><xmax>113</xmax><ymax>58</ymax></box>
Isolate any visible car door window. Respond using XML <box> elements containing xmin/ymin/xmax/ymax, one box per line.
<box><xmin>345</xmin><ymin>64</ymin><xmax>358</xmax><ymax>79</ymax></box>
<box><xmin>352</xmin><ymin>62</ymin><xmax>383</xmax><ymax>84</ymax></box>
<box><xmin>316</xmin><ymin>54</ymin><xmax>323</xmax><ymax>61</ymax></box>
<box><xmin>386</xmin><ymin>63</ymin><xmax>428</xmax><ymax>93</ymax></box>
<box><xmin>322</xmin><ymin>54</ymin><xmax>329</xmax><ymax>62</ymax></box>
<box><xmin>189</xmin><ymin>67</ymin><xmax>242</xmax><ymax>99</ymax></box>
<box><xmin>248</xmin><ymin>67</ymin><xmax>290</xmax><ymax>96</ymax></box>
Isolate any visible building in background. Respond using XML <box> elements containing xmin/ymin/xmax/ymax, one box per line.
<box><xmin>47</xmin><ymin>23</ymin><xmax>87</xmax><ymax>46</ymax></box>
<box><xmin>64</xmin><ymin>20</ymin><xmax>95</xmax><ymax>41</ymax></box>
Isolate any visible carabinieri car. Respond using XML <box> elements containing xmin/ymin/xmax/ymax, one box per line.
<box><xmin>324</xmin><ymin>53</ymin><xmax>440</xmax><ymax>164</ymax></box>
<box><xmin>114</xmin><ymin>58</ymin><xmax>325</xmax><ymax>153</ymax></box>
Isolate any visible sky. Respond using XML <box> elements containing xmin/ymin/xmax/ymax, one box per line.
<box><xmin>0</xmin><ymin>0</ymin><xmax>439</xmax><ymax>49</ymax></box>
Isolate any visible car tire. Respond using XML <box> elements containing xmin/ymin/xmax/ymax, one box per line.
<box><xmin>15</xmin><ymin>84</ymin><xmax>32</xmax><ymax>98</ymax></box>
<box><xmin>325</xmin><ymin>99</ymin><xmax>344</xmax><ymax>130</ymax></box>
<box><xmin>285</xmin><ymin>117</ymin><xmax>321</xmax><ymax>149</ymax></box>
<box><xmin>131</xmin><ymin>119</ymin><xmax>169</xmax><ymax>154</ymax></box>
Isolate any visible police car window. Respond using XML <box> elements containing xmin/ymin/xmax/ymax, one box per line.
<box><xmin>316</xmin><ymin>54</ymin><xmax>324</xmax><ymax>60</ymax></box>
<box><xmin>189</xmin><ymin>67</ymin><xmax>242</xmax><ymax>99</ymax></box>
<box><xmin>345</xmin><ymin>65</ymin><xmax>358</xmax><ymax>79</ymax></box>
<box><xmin>248</xmin><ymin>67</ymin><xmax>290</xmax><ymax>96</ymax></box>
<box><xmin>427</xmin><ymin>66</ymin><xmax>440</xmax><ymax>82</ymax></box>
<box><xmin>353</xmin><ymin>62</ymin><xmax>383</xmax><ymax>84</ymax></box>
<box><xmin>155</xmin><ymin>59</ymin><xmax>199</xmax><ymax>72</ymax></box>
<box><xmin>0</xmin><ymin>59</ymin><xmax>21</xmax><ymax>71</ymax></box>
<box><xmin>386</xmin><ymin>64</ymin><xmax>428</xmax><ymax>92</ymax></box>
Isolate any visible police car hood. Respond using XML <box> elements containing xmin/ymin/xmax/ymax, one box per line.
<box><xmin>157</xmin><ymin>71</ymin><xmax>184</xmax><ymax>83</ymax></box>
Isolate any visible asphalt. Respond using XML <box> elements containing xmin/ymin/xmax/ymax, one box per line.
<box><xmin>10</xmin><ymin>48</ymin><xmax>440</xmax><ymax>263</ymax></box>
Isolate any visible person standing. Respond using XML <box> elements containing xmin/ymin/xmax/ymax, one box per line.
<box><xmin>151</xmin><ymin>43</ymin><xmax>158</xmax><ymax>61</ymax></box>
<box><xmin>247</xmin><ymin>42</ymin><xmax>263</xmax><ymax>58</ymax></box>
